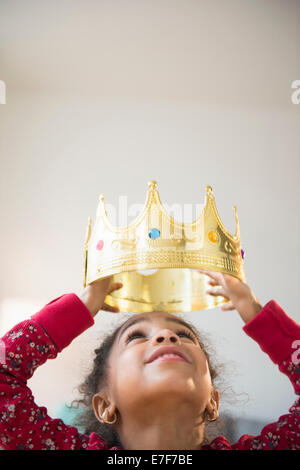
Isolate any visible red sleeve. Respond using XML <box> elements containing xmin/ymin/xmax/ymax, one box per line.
<box><xmin>231</xmin><ymin>300</ymin><xmax>300</xmax><ymax>450</ymax></box>
<box><xmin>0</xmin><ymin>293</ymin><xmax>109</xmax><ymax>450</ymax></box>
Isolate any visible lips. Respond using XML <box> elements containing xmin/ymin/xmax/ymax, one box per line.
<box><xmin>145</xmin><ymin>346</ymin><xmax>191</xmax><ymax>364</ymax></box>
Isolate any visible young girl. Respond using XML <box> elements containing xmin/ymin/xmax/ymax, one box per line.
<box><xmin>0</xmin><ymin>269</ymin><xmax>299</xmax><ymax>450</ymax></box>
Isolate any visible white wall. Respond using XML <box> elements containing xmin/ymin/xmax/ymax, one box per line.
<box><xmin>0</xmin><ymin>0</ymin><xmax>299</xmax><ymax>431</ymax></box>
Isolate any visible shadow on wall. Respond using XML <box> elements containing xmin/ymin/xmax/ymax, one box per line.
<box><xmin>208</xmin><ymin>413</ymin><xmax>269</xmax><ymax>444</ymax></box>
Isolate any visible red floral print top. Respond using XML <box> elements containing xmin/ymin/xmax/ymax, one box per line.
<box><xmin>0</xmin><ymin>293</ymin><xmax>299</xmax><ymax>450</ymax></box>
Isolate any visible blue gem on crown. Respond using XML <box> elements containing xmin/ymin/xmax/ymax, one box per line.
<box><xmin>148</xmin><ymin>228</ymin><xmax>160</xmax><ymax>239</ymax></box>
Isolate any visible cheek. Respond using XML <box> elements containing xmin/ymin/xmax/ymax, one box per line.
<box><xmin>109</xmin><ymin>348</ymin><xmax>144</xmax><ymax>400</ymax></box>
<box><xmin>193</xmin><ymin>353</ymin><xmax>213</xmax><ymax>390</ymax></box>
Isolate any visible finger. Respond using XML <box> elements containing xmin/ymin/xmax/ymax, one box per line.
<box><xmin>206</xmin><ymin>287</ymin><xmax>230</xmax><ymax>300</ymax></box>
<box><xmin>208</xmin><ymin>280</ymin><xmax>219</xmax><ymax>286</ymax></box>
<box><xmin>102</xmin><ymin>303</ymin><xmax>120</xmax><ymax>313</ymax></box>
<box><xmin>221</xmin><ymin>301</ymin><xmax>235</xmax><ymax>311</ymax></box>
<box><xmin>198</xmin><ymin>269</ymin><xmax>223</xmax><ymax>283</ymax></box>
<box><xmin>108</xmin><ymin>282</ymin><xmax>123</xmax><ymax>294</ymax></box>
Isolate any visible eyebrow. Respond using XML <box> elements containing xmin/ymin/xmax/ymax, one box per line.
<box><xmin>117</xmin><ymin>315</ymin><xmax>198</xmax><ymax>343</ymax></box>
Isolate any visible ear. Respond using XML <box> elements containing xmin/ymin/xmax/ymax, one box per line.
<box><xmin>92</xmin><ymin>393</ymin><xmax>118</xmax><ymax>423</ymax></box>
<box><xmin>212</xmin><ymin>388</ymin><xmax>220</xmax><ymax>411</ymax></box>
<box><xmin>92</xmin><ymin>393</ymin><xmax>106</xmax><ymax>421</ymax></box>
<box><xmin>205</xmin><ymin>388</ymin><xmax>220</xmax><ymax>419</ymax></box>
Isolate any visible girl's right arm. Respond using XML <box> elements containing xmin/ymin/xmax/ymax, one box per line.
<box><xmin>0</xmin><ymin>293</ymin><xmax>97</xmax><ymax>450</ymax></box>
<box><xmin>0</xmin><ymin>278</ymin><xmax>123</xmax><ymax>450</ymax></box>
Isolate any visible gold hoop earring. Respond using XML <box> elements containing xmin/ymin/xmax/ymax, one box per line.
<box><xmin>100</xmin><ymin>408</ymin><xmax>117</xmax><ymax>425</ymax></box>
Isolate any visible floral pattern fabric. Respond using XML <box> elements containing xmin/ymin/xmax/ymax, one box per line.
<box><xmin>0</xmin><ymin>293</ymin><xmax>299</xmax><ymax>450</ymax></box>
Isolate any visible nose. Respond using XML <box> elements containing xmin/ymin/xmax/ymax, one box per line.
<box><xmin>152</xmin><ymin>329</ymin><xmax>180</xmax><ymax>344</ymax></box>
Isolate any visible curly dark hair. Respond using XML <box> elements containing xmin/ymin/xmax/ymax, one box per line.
<box><xmin>68</xmin><ymin>313</ymin><xmax>232</xmax><ymax>449</ymax></box>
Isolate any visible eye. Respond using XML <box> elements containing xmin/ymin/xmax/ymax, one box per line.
<box><xmin>178</xmin><ymin>329</ymin><xmax>196</xmax><ymax>342</ymax></box>
<box><xmin>125</xmin><ymin>328</ymin><xmax>197</xmax><ymax>343</ymax></box>
<box><xmin>125</xmin><ymin>329</ymin><xmax>145</xmax><ymax>343</ymax></box>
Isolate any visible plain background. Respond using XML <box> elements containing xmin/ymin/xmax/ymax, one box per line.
<box><xmin>0</xmin><ymin>0</ymin><xmax>299</xmax><ymax>439</ymax></box>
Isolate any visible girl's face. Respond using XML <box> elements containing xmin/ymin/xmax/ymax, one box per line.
<box><xmin>96</xmin><ymin>311</ymin><xmax>217</xmax><ymax>426</ymax></box>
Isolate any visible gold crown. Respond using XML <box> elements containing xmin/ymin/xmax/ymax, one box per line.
<box><xmin>83</xmin><ymin>180</ymin><xmax>246</xmax><ymax>313</ymax></box>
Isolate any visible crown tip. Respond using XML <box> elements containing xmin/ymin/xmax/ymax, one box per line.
<box><xmin>99</xmin><ymin>193</ymin><xmax>105</xmax><ymax>202</ymax></box>
<box><xmin>148</xmin><ymin>180</ymin><xmax>158</xmax><ymax>189</ymax></box>
<box><xmin>206</xmin><ymin>185</ymin><xmax>213</xmax><ymax>195</ymax></box>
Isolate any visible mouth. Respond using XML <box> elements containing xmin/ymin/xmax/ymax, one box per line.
<box><xmin>145</xmin><ymin>346</ymin><xmax>191</xmax><ymax>365</ymax></box>
<box><xmin>149</xmin><ymin>353</ymin><xmax>189</xmax><ymax>364</ymax></box>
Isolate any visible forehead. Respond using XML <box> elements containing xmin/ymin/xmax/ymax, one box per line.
<box><xmin>116</xmin><ymin>311</ymin><xmax>192</xmax><ymax>343</ymax></box>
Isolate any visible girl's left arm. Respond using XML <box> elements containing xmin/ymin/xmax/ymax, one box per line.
<box><xmin>232</xmin><ymin>299</ymin><xmax>300</xmax><ymax>450</ymax></box>
<box><xmin>200</xmin><ymin>271</ymin><xmax>300</xmax><ymax>449</ymax></box>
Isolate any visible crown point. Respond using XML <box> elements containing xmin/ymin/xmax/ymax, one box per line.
<box><xmin>206</xmin><ymin>185</ymin><xmax>213</xmax><ymax>195</ymax></box>
<box><xmin>148</xmin><ymin>180</ymin><xmax>158</xmax><ymax>189</ymax></box>
<box><xmin>99</xmin><ymin>193</ymin><xmax>105</xmax><ymax>202</ymax></box>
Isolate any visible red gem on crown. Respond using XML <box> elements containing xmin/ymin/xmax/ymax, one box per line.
<box><xmin>96</xmin><ymin>240</ymin><xmax>104</xmax><ymax>251</ymax></box>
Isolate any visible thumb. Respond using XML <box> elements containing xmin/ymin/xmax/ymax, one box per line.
<box><xmin>108</xmin><ymin>282</ymin><xmax>123</xmax><ymax>295</ymax></box>
<box><xmin>221</xmin><ymin>301</ymin><xmax>235</xmax><ymax>311</ymax></box>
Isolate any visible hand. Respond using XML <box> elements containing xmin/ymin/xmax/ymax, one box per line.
<box><xmin>80</xmin><ymin>276</ymin><xmax>123</xmax><ymax>317</ymax></box>
<box><xmin>198</xmin><ymin>269</ymin><xmax>263</xmax><ymax>324</ymax></box>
